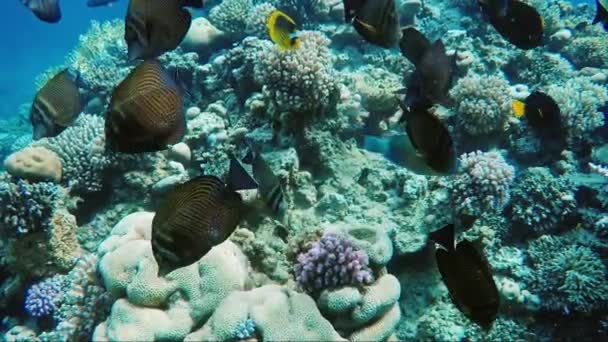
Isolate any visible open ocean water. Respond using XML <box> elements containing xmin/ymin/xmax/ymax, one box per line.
<box><xmin>0</xmin><ymin>0</ymin><xmax>607</xmax><ymax>341</ymax></box>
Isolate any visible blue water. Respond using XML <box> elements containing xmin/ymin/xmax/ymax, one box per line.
<box><xmin>0</xmin><ymin>1</ymin><xmax>127</xmax><ymax>119</ymax></box>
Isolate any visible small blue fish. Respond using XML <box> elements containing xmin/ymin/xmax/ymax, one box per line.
<box><xmin>87</xmin><ymin>0</ymin><xmax>119</xmax><ymax>7</ymax></box>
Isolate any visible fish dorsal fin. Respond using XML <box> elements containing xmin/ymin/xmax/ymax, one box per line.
<box><xmin>227</xmin><ymin>154</ymin><xmax>259</xmax><ymax>191</ymax></box>
<box><xmin>593</xmin><ymin>0</ymin><xmax>608</xmax><ymax>25</ymax></box>
<box><xmin>399</xmin><ymin>26</ymin><xmax>431</xmax><ymax>66</ymax></box>
<box><xmin>429</xmin><ymin>224</ymin><xmax>456</xmax><ymax>252</ymax></box>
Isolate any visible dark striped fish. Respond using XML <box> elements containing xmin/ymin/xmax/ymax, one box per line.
<box><xmin>429</xmin><ymin>224</ymin><xmax>499</xmax><ymax>329</ymax></box>
<box><xmin>152</xmin><ymin>175</ymin><xmax>244</xmax><ymax>276</ymax></box>
<box><xmin>105</xmin><ymin>60</ymin><xmax>185</xmax><ymax>153</ymax></box>
<box><xmin>21</xmin><ymin>0</ymin><xmax>61</xmax><ymax>23</ymax></box>
<box><xmin>30</xmin><ymin>69</ymin><xmax>82</xmax><ymax>140</ymax></box>
<box><xmin>344</xmin><ymin>0</ymin><xmax>400</xmax><ymax>48</ymax></box>
<box><xmin>250</xmin><ymin>150</ymin><xmax>287</xmax><ymax>221</ymax></box>
<box><xmin>125</xmin><ymin>0</ymin><xmax>204</xmax><ymax>61</ymax></box>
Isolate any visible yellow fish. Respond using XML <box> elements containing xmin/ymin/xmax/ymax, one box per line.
<box><xmin>267</xmin><ymin>10</ymin><xmax>300</xmax><ymax>50</ymax></box>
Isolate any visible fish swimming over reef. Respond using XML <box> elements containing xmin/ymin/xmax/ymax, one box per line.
<box><xmin>399</xmin><ymin>27</ymin><xmax>456</xmax><ymax>112</ymax></box>
<box><xmin>124</xmin><ymin>0</ymin><xmax>204</xmax><ymax>60</ymax></box>
<box><xmin>363</xmin><ymin>106</ymin><xmax>456</xmax><ymax>175</ymax></box>
<box><xmin>21</xmin><ymin>0</ymin><xmax>61</xmax><ymax>23</ymax></box>
<box><xmin>105</xmin><ymin>60</ymin><xmax>185</xmax><ymax>153</ymax></box>
<box><xmin>30</xmin><ymin>69</ymin><xmax>82</xmax><ymax>140</ymax></box>
<box><xmin>478</xmin><ymin>0</ymin><xmax>544</xmax><ymax>50</ymax></box>
<box><xmin>86</xmin><ymin>0</ymin><xmax>119</xmax><ymax>7</ymax></box>
<box><xmin>429</xmin><ymin>224</ymin><xmax>499</xmax><ymax>329</ymax></box>
<box><xmin>343</xmin><ymin>0</ymin><xmax>400</xmax><ymax>48</ymax></box>
<box><xmin>267</xmin><ymin>10</ymin><xmax>300</xmax><ymax>50</ymax></box>
<box><xmin>512</xmin><ymin>91</ymin><xmax>565</xmax><ymax>159</ymax></box>
<box><xmin>229</xmin><ymin>148</ymin><xmax>288</xmax><ymax>221</ymax></box>
<box><xmin>152</xmin><ymin>175</ymin><xmax>245</xmax><ymax>277</ymax></box>
<box><xmin>593</xmin><ymin>0</ymin><xmax>608</xmax><ymax>30</ymax></box>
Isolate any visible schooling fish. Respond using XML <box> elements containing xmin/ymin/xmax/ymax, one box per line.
<box><xmin>229</xmin><ymin>149</ymin><xmax>288</xmax><ymax>221</ymax></box>
<box><xmin>343</xmin><ymin>0</ymin><xmax>400</xmax><ymax>48</ymax></box>
<box><xmin>30</xmin><ymin>69</ymin><xmax>82</xmax><ymax>140</ymax></box>
<box><xmin>512</xmin><ymin>91</ymin><xmax>565</xmax><ymax>158</ymax></box>
<box><xmin>478</xmin><ymin>0</ymin><xmax>544</xmax><ymax>50</ymax></box>
<box><xmin>105</xmin><ymin>60</ymin><xmax>185</xmax><ymax>153</ymax></box>
<box><xmin>429</xmin><ymin>224</ymin><xmax>499</xmax><ymax>329</ymax></box>
<box><xmin>399</xmin><ymin>27</ymin><xmax>456</xmax><ymax>111</ymax></box>
<box><xmin>363</xmin><ymin>107</ymin><xmax>456</xmax><ymax>175</ymax></box>
<box><xmin>86</xmin><ymin>0</ymin><xmax>119</xmax><ymax>7</ymax></box>
<box><xmin>151</xmin><ymin>175</ymin><xmax>244</xmax><ymax>276</ymax></box>
<box><xmin>593</xmin><ymin>0</ymin><xmax>608</xmax><ymax>30</ymax></box>
<box><xmin>125</xmin><ymin>0</ymin><xmax>204</xmax><ymax>61</ymax></box>
<box><xmin>21</xmin><ymin>0</ymin><xmax>61</xmax><ymax>23</ymax></box>
<box><xmin>267</xmin><ymin>10</ymin><xmax>300</xmax><ymax>50</ymax></box>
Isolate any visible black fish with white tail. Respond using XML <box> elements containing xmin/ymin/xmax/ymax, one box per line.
<box><xmin>30</xmin><ymin>69</ymin><xmax>82</xmax><ymax>140</ymax></box>
<box><xmin>429</xmin><ymin>224</ymin><xmax>499</xmax><ymax>329</ymax></box>
<box><xmin>343</xmin><ymin>0</ymin><xmax>400</xmax><ymax>48</ymax></box>
<box><xmin>21</xmin><ymin>0</ymin><xmax>61</xmax><ymax>23</ymax></box>
<box><xmin>105</xmin><ymin>60</ymin><xmax>185</xmax><ymax>153</ymax></box>
<box><xmin>152</xmin><ymin>175</ymin><xmax>244</xmax><ymax>276</ymax></box>
<box><xmin>125</xmin><ymin>0</ymin><xmax>204</xmax><ymax>60</ymax></box>
<box><xmin>593</xmin><ymin>0</ymin><xmax>608</xmax><ymax>30</ymax></box>
<box><xmin>478</xmin><ymin>0</ymin><xmax>544</xmax><ymax>49</ymax></box>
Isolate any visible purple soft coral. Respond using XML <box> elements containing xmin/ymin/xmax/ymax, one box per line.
<box><xmin>294</xmin><ymin>233</ymin><xmax>374</xmax><ymax>292</ymax></box>
<box><xmin>24</xmin><ymin>276</ymin><xmax>64</xmax><ymax>317</ymax></box>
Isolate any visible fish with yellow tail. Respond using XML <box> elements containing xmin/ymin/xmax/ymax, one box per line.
<box><xmin>512</xmin><ymin>91</ymin><xmax>565</xmax><ymax>160</ymax></box>
<box><xmin>266</xmin><ymin>10</ymin><xmax>300</xmax><ymax>50</ymax></box>
<box><xmin>429</xmin><ymin>224</ymin><xmax>500</xmax><ymax>329</ymax></box>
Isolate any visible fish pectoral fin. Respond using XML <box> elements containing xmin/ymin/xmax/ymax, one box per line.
<box><xmin>355</xmin><ymin>18</ymin><xmax>379</xmax><ymax>35</ymax></box>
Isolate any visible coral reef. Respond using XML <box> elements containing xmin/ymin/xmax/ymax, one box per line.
<box><xmin>24</xmin><ymin>276</ymin><xmax>64</xmax><ymax>317</ymax></box>
<box><xmin>0</xmin><ymin>178</ymin><xmax>59</xmax><ymax>235</ymax></box>
<box><xmin>450</xmin><ymin>74</ymin><xmax>512</xmax><ymax>136</ymax></box>
<box><xmin>450</xmin><ymin>151</ymin><xmax>515</xmax><ymax>216</ymax></box>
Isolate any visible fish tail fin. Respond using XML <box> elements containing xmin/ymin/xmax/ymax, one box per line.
<box><xmin>183</xmin><ymin>0</ymin><xmax>204</xmax><ymax>8</ymax></box>
<box><xmin>512</xmin><ymin>100</ymin><xmax>526</xmax><ymax>118</ymax></box>
<box><xmin>227</xmin><ymin>154</ymin><xmax>258</xmax><ymax>192</ymax></box>
<box><xmin>593</xmin><ymin>0</ymin><xmax>608</xmax><ymax>25</ymax></box>
<box><xmin>429</xmin><ymin>224</ymin><xmax>456</xmax><ymax>252</ymax></box>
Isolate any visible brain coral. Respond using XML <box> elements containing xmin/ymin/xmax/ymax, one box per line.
<box><xmin>508</xmin><ymin>167</ymin><xmax>575</xmax><ymax>234</ymax></box>
<box><xmin>450</xmin><ymin>74</ymin><xmax>511</xmax><ymax>136</ymax></box>
<box><xmin>94</xmin><ymin>212</ymin><xmax>250</xmax><ymax>341</ymax></box>
<box><xmin>254</xmin><ymin>31</ymin><xmax>339</xmax><ymax>115</ymax></box>
<box><xmin>450</xmin><ymin>151</ymin><xmax>515</xmax><ymax>216</ymax></box>
<box><xmin>545</xmin><ymin>76</ymin><xmax>608</xmax><ymax>144</ymax></box>
<box><xmin>4</xmin><ymin>146</ymin><xmax>62</xmax><ymax>183</ymax></box>
<box><xmin>34</xmin><ymin>114</ymin><xmax>113</xmax><ymax>193</ymax></box>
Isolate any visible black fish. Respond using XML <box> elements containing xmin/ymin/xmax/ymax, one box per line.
<box><xmin>512</xmin><ymin>91</ymin><xmax>565</xmax><ymax>159</ymax></box>
<box><xmin>593</xmin><ymin>0</ymin><xmax>608</xmax><ymax>30</ymax></box>
<box><xmin>229</xmin><ymin>149</ymin><xmax>288</xmax><ymax>220</ymax></box>
<box><xmin>30</xmin><ymin>69</ymin><xmax>82</xmax><ymax>140</ymax></box>
<box><xmin>403</xmin><ymin>106</ymin><xmax>456</xmax><ymax>174</ymax></box>
<box><xmin>105</xmin><ymin>60</ymin><xmax>185</xmax><ymax>153</ymax></box>
<box><xmin>87</xmin><ymin>0</ymin><xmax>119</xmax><ymax>7</ymax></box>
<box><xmin>21</xmin><ymin>0</ymin><xmax>61</xmax><ymax>23</ymax></box>
<box><xmin>399</xmin><ymin>27</ymin><xmax>455</xmax><ymax>112</ymax></box>
<box><xmin>344</xmin><ymin>0</ymin><xmax>400</xmax><ymax>48</ymax></box>
<box><xmin>152</xmin><ymin>175</ymin><xmax>244</xmax><ymax>276</ymax></box>
<box><xmin>125</xmin><ymin>0</ymin><xmax>204</xmax><ymax>61</ymax></box>
<box><xmin>478</xmin><ymin>0</ymin><xmax>544</xmax><ymax>50</ymax></box>
<box><xmin>429</xmin><ymin>224</ymin><xmax>499</xmax><ymax>328</ymax></box>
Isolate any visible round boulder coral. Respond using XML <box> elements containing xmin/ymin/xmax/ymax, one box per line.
<box><xmin>4</xmin><ymin>146</ymin><xmax>62</xmax><ymax>183</ymax></box>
